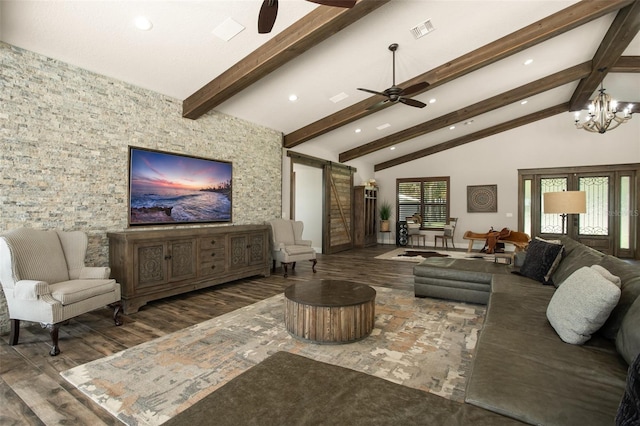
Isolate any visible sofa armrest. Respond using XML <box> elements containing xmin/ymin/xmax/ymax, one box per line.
<box><xmin>294</xmin><ymin>239</ymin><xmax>312</xmax><ymax>246</ymax></box>
<box><xmin>14</xmin><ymin>280</ymin><xmax>51</xmax><ymax>300</ymax></box>
<box><xmin>79</xmin><ymin>266</ymin><xmax>111</xmax><ymax>279</ymax></box>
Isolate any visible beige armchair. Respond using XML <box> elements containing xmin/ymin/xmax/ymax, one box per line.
<box><xmin>0</xmin><ymin>228</ymin><xmax>122</xmax><ymax>356</ymax></box>
<box><xmin>268</xmin><ymin>219</ymin><xmax>317</xmax><ymax>278</ymax></box>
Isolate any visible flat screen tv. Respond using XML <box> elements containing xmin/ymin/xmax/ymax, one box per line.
<box><xmin>128</xmin><ymin>147</ymin><xmax>232</xmax><ymax>226</ymax></box>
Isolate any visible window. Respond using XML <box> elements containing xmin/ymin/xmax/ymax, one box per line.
<box><xmin>397</xmin><ymin>177</ymin><xmax>450</xmax><ymax>229</ymax></box>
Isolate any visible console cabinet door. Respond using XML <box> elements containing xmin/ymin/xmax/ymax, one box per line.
<box><xmin>168</xmin><ymin>239</ymin><xmax>197</xmax><ymax>282</ymax></box>
<box><xmin>134</xmin><ymin>239</ymin><xmax>196</xmax><ymax>288</ymax></box>
<box><xmin>248</xmin><ymin>232</ymin><xmax>267</xmax><ymax>266</ymax></box>
<box><xmin>229</xmin><ymin>232</ymin><xmax>267</xmax><ymax>270</ymax></box>
<box><xmin>134</xmin><ymin>241</ymin><xmax>168</xmax><ymax>289</ymax></box>
<box><xmin>229</xmin><ymin>234</ymin><xmax>249</xmax><ymax>270</ymax></box>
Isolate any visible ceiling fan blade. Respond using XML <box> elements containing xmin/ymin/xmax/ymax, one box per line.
<box><xmin>399</xmin><ymin>97</ymin><xmax>427</xmax><ymax>108</ymax></box>
<box><xmin>400</xmin><ymin>81</ymin><xmax>429</xmax><ymax>96</ymax></box>
<box><xmin>306</xmin><ymin>0</ymin><xmax>357</xmax><ymax>8</ymax></box>
<box><xmin>258</xmin><ymin>0</ymin><xmax>278</xmax><ymax>34</ymax></box>
<box><xmin>367</xmin><ymin>99</ymin><xmax>390</xmax><ymax>111</ymax></box>
<box><xmin>358</xmin><ymin>87</ymin><xmax>388</xmax><ymax>97</ymax></box>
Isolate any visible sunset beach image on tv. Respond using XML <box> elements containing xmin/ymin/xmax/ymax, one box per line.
<box><xmin>128</xmin><ymin>147</ymin><xmax>232</xmax><ymax>225</ymax></box>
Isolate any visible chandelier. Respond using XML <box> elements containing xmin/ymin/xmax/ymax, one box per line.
<box><xmin>574</xmin><ymin>82</ymin><xmax>633</xmax><ymax>134</ymax></box>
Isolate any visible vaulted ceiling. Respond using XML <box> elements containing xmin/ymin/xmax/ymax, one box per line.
<box><xmin>2</xmin><ymin>1</ymin><xmax>639</xmax><ymax>170</ymax></box>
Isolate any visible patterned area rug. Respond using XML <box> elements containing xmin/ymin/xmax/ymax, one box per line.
<box><xmin>375</xmin><ymin>248</ymin><xmax>496</xmax><ymax>262</ymax></box>
<box><xmin>61</xmin><ymin>287</ymin><xmax>486</xmax><ymax>426</ymax></box>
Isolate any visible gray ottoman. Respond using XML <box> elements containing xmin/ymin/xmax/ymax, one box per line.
<box><xmin>413</xmin><ymin>258</ymin><xmax>516</xmax><ymax>304</ymax></box>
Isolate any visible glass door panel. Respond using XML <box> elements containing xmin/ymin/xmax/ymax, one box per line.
<box><xmin>540</xmin><ymin>177</ymin><xmax>567</xmax><ymax>234</ymax></box>
<box><xmin>579</xmin><ymin>176</ymin><xmax>609</xmax><ymax>236</ymax></box>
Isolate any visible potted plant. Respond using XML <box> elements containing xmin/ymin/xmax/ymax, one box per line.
<box><xmin>379</xmin><ymin>200</ymin><xmax>392</xmax><ymax>232</ymax></box>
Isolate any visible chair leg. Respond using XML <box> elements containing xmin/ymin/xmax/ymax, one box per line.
<box><xmin>110</xmin><ymin>302</ymin><xmax>123</xmax><ymax>326</ymax></box>
<box><xmin>282</xmin><ymin>262</ymin><xmax>289</xmax><ymax>278</ymax></box>
<box><xmin>9</xmin><ymin>319</ymin><xmax>20</xmax><ymax>346</ymax></box>
<box><xmin>310</xmin><ymin>259</ymin><xmax>317</xmax><ymax>273</ymax></box>
<box><xmin>41</xmin><ymin>323</ymin><xmax>61</xmax><ymax>356</ymax></box>
<box><xmin>292</xmin><ymin>262</ymin><xmax>296</xmax><ymax>270</ymax></box>
<box><xmin>272</xmin><ymin>259</ymin><xmax>276</xmax><ymax>272</ymax></box>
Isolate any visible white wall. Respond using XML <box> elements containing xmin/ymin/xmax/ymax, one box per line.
<box><xmin>293</xmin><ymin>163</ymin><xmax>324</xmax><ymax>253</ymax></box>
<box><xmin>374</xmin><ymin>112</ymin><xmax>640</xmax><ymax>248</ymax></box>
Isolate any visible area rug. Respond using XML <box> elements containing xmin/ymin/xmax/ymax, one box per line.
<box><xmin>376</xmin><ymin>248</ymin><xmax>496</xmax><ymax>262</ymax></box>
<box><xmin>61</xmin><ymin>287</ymin><xmax>486</xmax><ymax>426</ymax></box>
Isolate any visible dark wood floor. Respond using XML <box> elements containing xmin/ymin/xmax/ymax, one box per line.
<box><xmin>1</xmin><ymin>244</ymin><xmax>416</xmax><ymax>426</ymax></box>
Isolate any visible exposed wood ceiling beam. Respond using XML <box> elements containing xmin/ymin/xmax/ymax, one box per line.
<box><xmin>339</xmin><ymin>62</ymin><xmax>592</xmax><ymax>163</ymax></box>
<box><xmin>374</xmin><ymin>104</ymin><xmax>570</xmax><ymax>171</ymax></box>
<box><xmin>182</xmin><ymin>0</ymin><xmax>390</xmax><ymax>119</ymax></box>
<box><xmin>283</xmin><ymin>0</ymin><xmax>634</xmax><ymax>148</ymax></box>
<box><xmin>611</xmin><ymin>55</ymin><xmax>640</xmax><ymax>71</ymax></box>
<box><xmin>569</xmin><ymin>1</ymin><xmax>640</xmax><ymax>110</ymax></box>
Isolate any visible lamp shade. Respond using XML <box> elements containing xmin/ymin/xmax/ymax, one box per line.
<box><xmin>543</xmin><ymin>191</ymin><xmax>587</xmax><ymax>214</ymax></box>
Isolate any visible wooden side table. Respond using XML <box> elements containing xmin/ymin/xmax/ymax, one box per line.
<box><xmin>284</xmin><ymin>280</ymin><xmax>376</xmax><ymax>344</ymax></box>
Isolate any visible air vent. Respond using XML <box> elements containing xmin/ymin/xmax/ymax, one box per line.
<box><xmin>410</xmin><ymin>19</ymin><xmax>435</xmax><ymax>39</ymax></box>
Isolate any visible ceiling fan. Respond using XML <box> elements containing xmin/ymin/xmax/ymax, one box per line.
<box><xmin>258</xmin><ymin>0</ymin><xmax>357</xmax><ymax>34</ymax></box>
<box><xmin>358</xmin><ymin>43</ymin><xmax>429</xmax><ymax>110</ymax></box>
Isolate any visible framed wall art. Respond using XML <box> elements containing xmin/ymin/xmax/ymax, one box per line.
<box><xmin>467</xmin><ymin>184</ymin><xmax>498</xmax><ymax>213</ymax></box>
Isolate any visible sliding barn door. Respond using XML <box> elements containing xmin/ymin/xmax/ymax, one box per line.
<box><xmin>324</xmin><ymin>163</ymin><xmax>353</xmax><ymax>254</ymax></box>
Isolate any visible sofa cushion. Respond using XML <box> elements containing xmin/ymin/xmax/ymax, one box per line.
<box><xmin>551</xmin><ymin>237</ymin><xmax>604</xmax><ymax>286</ymax></box>
<box><xmin>466</xmin><ymin>322</ymin><xmax>627</xmax><ymax>426</ymax></box>
<box><xmin>616</xmin><ymin>296</ymin><xmax>640</xmax><ymax>365</ymax></box>
<box><xmin>49</xmin><ymin>279</ymin><xmax>118</xmax><ymax>305</ymax></box>
<box><xmin>6</xmin><ymin>228</ymin><xmax>70</xmax><ymax>285</ymax></box>
<box><xmin>518</xmin><ymin>238</ymin><xmax>564</xmax><ymax>284</ymax></box>
<box><xmin>546</xmin><ymin>267</ymin><xmax>621</xmax><ymax>345</ymax></box>
<box><xmin>598</xmin><ymin>255</ymin><xmax>640</xmax><ymax>340</ymax></box>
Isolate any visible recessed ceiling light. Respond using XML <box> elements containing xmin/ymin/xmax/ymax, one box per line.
<box><xmin>212</xmin><ymin>17</ymin><xmax>245</xmax><ymax>42</ymax></box>
<box><xmin>449</xmin><ymin>126</ymin><xmax>456</xmax><ymax>130</ymax></box>
<box><xmin>376</xmin><ymin>123</ymin><xmax>391</xmax><ymax>130</ymax></box>
<box><xmin>521</xmin><ymin>100</ymin><xmax>528</xmax><ymax>105</ymax></box>
<box><xmin>429</xmin><ymin>98</ymin><xmax>436</xmax><ymax>104</ymax></box>
<box><xmin>289</xmin><ymin>94</ymin><xmax>298</xmax><ymax>102</ymax></box>
<box><xmin>464</xmin><ymin>120</ymin><xmax>474</xmax><ymax>125</ymax></box>
<box><xmin>355</xmin><ymin>128</ymin><xmax>362</xmax><ymax>133</ymax></box>
<box><xmin>524</xmin><ymin>58</ymin><xmax>534</xmax><ymax>65</ymax></box>
<box><xmin>134</xmin><ymin>16</ymin><xmax>153</xmax><ymax>31</ymax></box>
<box><xmin>390</xmin><ymin>146</ymin><xmax>396</xmax><ymax>150</ymax></box>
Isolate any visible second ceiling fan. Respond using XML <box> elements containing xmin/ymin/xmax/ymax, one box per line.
<box><xmin>258</xmin><ymin>0</ymin><xmax>357</xmax><ymax>34</ymax></box>
<box><xmin>358</xmin><ymin>43</ymin><xmax>429</xmax><ymax>110</ymax></box>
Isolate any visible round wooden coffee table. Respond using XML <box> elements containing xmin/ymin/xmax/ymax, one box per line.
<box><xmin>284</xmin><ymin>280</ymin><xmax>376</xmax><ymax>344</ymax></box>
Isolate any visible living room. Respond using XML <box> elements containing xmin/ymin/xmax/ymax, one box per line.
<box><xmin>1</xmin><ymin>1</ymin><xmax>640</xmax><ymax>425</ymax></box>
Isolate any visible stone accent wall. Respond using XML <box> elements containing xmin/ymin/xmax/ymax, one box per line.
<box><xmin>0</xmin><ymin>42</ymin><xmax>283</xmax><ymax>334</ymax></box>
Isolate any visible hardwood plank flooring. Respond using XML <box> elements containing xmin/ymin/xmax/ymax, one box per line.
<box><xmin>0</xmin><ymin>245</ymin><xmax>414</xmax><ymax>426</ymax></box>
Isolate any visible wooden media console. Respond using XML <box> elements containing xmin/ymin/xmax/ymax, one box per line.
<box><xmin>108</xmin><ymin>225</ymin><xmax>270</xmax><ymax>314</ymax></box>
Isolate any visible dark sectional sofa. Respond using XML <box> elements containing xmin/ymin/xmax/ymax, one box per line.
<box><xmin>414</xmin><ymin>236</ymin><xmax>640</xmax><ymax>425</ymax></box>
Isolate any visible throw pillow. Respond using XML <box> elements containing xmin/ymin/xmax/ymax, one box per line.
<box><xmin>591</xmin><ymin>264</ymin><xmax>622</xmax><ymax>288</ymax></box>
<box><xmin>546</xmin><ymin>266</ymin><xmax>621</xmax><ymax>345</ymax></box>
<box><xmin>519</xmin><ymin>238</ymin><xmax>564</xmax><ymax>284</ymax></box>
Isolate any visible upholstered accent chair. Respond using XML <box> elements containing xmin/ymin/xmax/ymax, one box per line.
<box><xmin>0</xmin><ymin>228</ymin><xmax>122</xmax><ymax>356</ymax></box>
<box><xmin>434</xmin><ymin>217</ymin><xmax>458</xmax><ymax>249</ymax></box>
<box><xmin>268</xmin><ymin>219</ymin><xmax>317</xmax><ymax>278</ymax></box>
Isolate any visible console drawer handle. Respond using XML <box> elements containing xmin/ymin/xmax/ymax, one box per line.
<box><xmin>211</xmin><ymin>239</ymin><xmax>216</xmax><ymax>245</ymax></box>
<box><xmin>211</xmin><ymin>252</ymin><xmax>216</xmax><ymax>257</ymax></box>
<box><xmin>211</xmin><ymin>265</ymin><xmax>216</xmax><ymax>270</ymax></box>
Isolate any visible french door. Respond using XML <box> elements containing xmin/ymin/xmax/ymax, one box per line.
<box><xmin>519</xmin><ymin>164</ymin><xmax>639</xmax><ymax>258</ymax></box>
